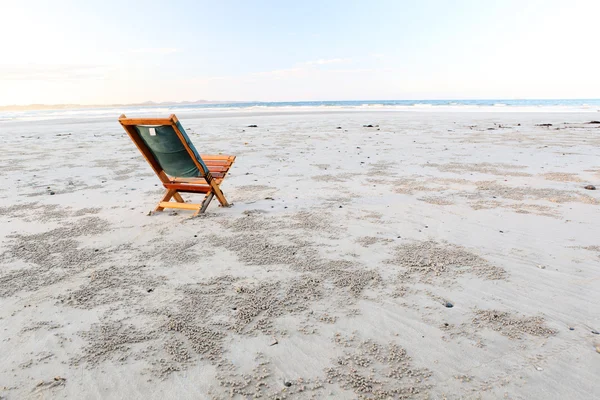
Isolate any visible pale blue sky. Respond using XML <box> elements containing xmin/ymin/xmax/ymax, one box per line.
<box><xmin>1</xmin><ymin>0</ymin><xmax>598</xmax><ymax>104</ymax></box>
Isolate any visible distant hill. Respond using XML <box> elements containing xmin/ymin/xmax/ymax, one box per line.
<box><xmin>0</xmin><ymin>100</ymin><xmax>242</xmax><ymax>112</ymax></box>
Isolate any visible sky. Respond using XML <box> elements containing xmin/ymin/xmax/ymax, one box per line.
<box><xmin>1</xmin><ymin>0</ymin><xmax>599</xmax><ymax>105</ymax></box>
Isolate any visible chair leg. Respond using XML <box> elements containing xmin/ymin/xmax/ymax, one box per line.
<box><xmin>195</xmin><ymin>192</ymin><xmax>214</xmax><ymax>216</ymax></box>
<box><xmin>155</xmin><ymin>189</ymin><xmax>176</xmax><ymax>212</ymax></box>
<box><xmin>210</xmin><ymin>183</ymin><xmax>230</xmax><ymax>207</ymax></box>
<box><xmin>173</xmin><ymin>192</ymin><xmax>185</xmax><ymax>203</ymax></box>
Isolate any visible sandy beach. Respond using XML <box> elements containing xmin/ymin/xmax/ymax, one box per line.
<box><xmin>0</xmin><ymin>110</ymin><xmax>599</xmax><ymax>399</ymax></box>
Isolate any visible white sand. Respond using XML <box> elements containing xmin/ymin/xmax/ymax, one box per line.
<box><xmin>0</xmin><ymin>111</ymin><xmax>599</xmax><ymax>399</ymax></box>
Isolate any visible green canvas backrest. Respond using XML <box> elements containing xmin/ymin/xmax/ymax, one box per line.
<box><xmin>134</xmin><ymin>121</ymin><xmax>208</xmax><ymax>178</ymax></box>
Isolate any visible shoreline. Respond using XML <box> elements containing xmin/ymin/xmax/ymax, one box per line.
<box><xmin>2</xmin><ymin>100</ymin><xmax>600</xmax><ymax>124</ymax></box>
<box><xmin>3</xmin><ymin>108</ymin><xmax>600</xmax><ymax>126</ymax></box>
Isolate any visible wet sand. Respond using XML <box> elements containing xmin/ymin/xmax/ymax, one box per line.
<box><xmin>0</xmin><ymin>111</ymin><xmax>599</xmax><ymax>399</ymax></box>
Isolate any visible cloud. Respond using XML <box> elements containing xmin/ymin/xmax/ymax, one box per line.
<box><xmin>184</xmin><ymin>58</ymin><xmax>361</xmax><ymax>86</ymax></box>
<box><xmin>242</xmin><ymin>59</ymin><xmax>352</xmax><ymax>80</ymax></box>
<box><xmin>0</xmin><ymin>64</ymin><xmax>114</xmax><ymax>81</ymax></box>
<box><xmin>330</xmin><ymin>67</ymin><xmax>395</xmax><ymax>74</ymax></box>
<box><xmin>251</xmin><ymin>67</ymin><xmax>303</xmax><ymax>79</ymax></box>
<box><xmin>130</xmin><ymin>48</ymin><xmax>180</xmax><ymax>55</ymax></box>
<box><xmin>302</xmin><ymin>58</ymin><xmax>351</xmax><ymax>66</ymax></box>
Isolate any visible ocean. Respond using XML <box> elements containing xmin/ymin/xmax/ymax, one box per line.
<box><xmin>1</xmin><ymin>99</ymin><xmax>599</xmax><ymax>123</ymax></box>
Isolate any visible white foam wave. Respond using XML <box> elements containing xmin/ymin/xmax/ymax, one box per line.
<box><xmin>2</xmin><ymin>103</ymin><xmax>599</xmax><ymax>123</ymax></box>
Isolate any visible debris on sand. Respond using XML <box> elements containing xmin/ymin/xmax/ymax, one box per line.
<box><xmin>73</xmin><ymin>322</ymin><xmax>156</xmax><ymax>366</ymax></box>
<box><xmin>541</xmin><ymin>172</ymin><xmax>583</xmax><ymax>182</ymax></box>
<box><xmin>32</xmin><ymin>376</ymin><xmax>66</xmax><ymax>393</ymax></box>
<box><xmin>165</xmin><ymin>317</ymin><xmax>225</xmax><ymax>362</ymax></box>
<box><xmin>472</xmin><ymin>181</ymin><xmax>599</xmax><ymax>205</ymax></box>
<box><xmin>471</xmin><ymin>309</ymin><xmax>557</xmax><ymax>339</ymax></box>
<box><xmin>0</xmin><ymin>217</ymin><xmax>110</xmax><ymax>297</ymax></box>
<box><xmin>61</xmin><ymin>265</ymin><xmax>164</xmax><ymax>308</ymax></box>
<box><xmin>325</xmin><ymin>333</ymin><xmax>432</xmax><ymax>399</ymax></box>
<box><xmin>387</xmin><ymin>240</ymin><xmax>507</xmax><ymax>283</ymax></box>
<box><xmin>330</xmin><ymin>267</ymin><xmax>381</xmax><ymax>297</ymax></box>
<box><xmin>214</xmin><ymin>353</ymin><xmax>328</xmax><ymax>398</ymax></box>
<box><xmin>424</xmin><ymin>162</ymin><xmax>531</xmax><ymax>177</ymax></box>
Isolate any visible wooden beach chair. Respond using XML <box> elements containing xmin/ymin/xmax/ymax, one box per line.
<box><xmin>118</xmin><ymin>114</ymin><xmax>236</xmax><ymax>216</ymax></box>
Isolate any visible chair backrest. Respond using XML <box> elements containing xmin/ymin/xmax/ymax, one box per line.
<box><xmin>119</xmin><ymin>114</ymin><xmax>209</xmax><ymax>178</ymax></box>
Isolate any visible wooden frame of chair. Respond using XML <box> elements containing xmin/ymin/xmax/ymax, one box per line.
<box><xmin>118</xmin><ymin>114</ymin><xmax>235</xmax><ymax>216</ymax></box>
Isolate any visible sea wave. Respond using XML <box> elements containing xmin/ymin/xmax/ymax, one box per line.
<box><xmin>412</xmin><ymin>103</ymin><xmax>433</xmax><ymax>107</ymax></box>
<box><xmin>2</xmin><ymin>99</ymin><xmax>599</xmax><ymax>123</ymax></box>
